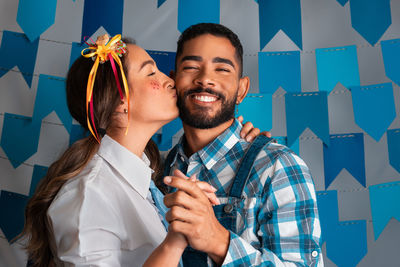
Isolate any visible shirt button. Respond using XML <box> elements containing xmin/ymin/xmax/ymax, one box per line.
<box><xmin>224</xmin><ymin>204</ymin><xmax>233</xmax><ymax>214</ymax></box>
<box><xmin>312</xmin><ymin>251</ymin><xmax>318</xmax><ymax>258</ymax></box>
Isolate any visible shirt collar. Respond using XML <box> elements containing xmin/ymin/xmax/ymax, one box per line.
<box><xmin>175</xmin><ymin>119</ymin><xmax>242</xmax><ymax>170</ymax></box>
<box><xmin>97</xmin><ymin>135</ymin><xmax>152</xmax><ymax>199</ymax></box>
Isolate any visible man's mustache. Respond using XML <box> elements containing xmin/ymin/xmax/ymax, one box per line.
<box><xmin>183</xmin><ymin>87</ymin><xmax>225</xmax><ymax>101</ymax></box>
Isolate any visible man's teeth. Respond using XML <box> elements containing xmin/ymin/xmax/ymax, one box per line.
<box><xmin>194</xmin><ymin>95</ymin><xmax>217</xmax><ymax>102</ymax></box>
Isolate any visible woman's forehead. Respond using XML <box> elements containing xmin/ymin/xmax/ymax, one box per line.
<box><xmin>126</xmin><ymin>44</ymin><xmax>153</xmax><ymax>69</ymax></box>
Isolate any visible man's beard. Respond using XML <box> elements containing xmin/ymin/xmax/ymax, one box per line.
<box><xmin>177</xmin><ymin>87</ymin><xmax>237</xmax><ymax>129</ymax></box>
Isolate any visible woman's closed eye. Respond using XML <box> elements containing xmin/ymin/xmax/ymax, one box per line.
<box><xmin>148</xmin><ymin>71</ymin><xmax>156</xmax><ymax>76</ymax></box>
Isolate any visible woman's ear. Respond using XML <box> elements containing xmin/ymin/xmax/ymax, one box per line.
<box><xmin>236</xmin><ymin>76</ymin><xmax>250</xmax><ymax>104</ymax></box>
<box><xmin>115</xmin><ymin>97</ymin><xmax>128</xmax><ymax>114</ymax></box>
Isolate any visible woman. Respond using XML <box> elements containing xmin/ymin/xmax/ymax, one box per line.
<box><xmin>21</xmin><ymin>35</ymin><xmax>260</xmax><ymax>267</ymax></box>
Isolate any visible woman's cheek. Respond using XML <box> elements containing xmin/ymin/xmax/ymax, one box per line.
<box><xmin>150</xmin><ymin>80</ymin><xmax>161</xmax><ymax>90</ymax></box>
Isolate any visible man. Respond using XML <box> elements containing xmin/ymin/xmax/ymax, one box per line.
<box><xmin>163</xmin><ymin>23</ymin><xmax>323</xmax><ymax>266</ymax></box>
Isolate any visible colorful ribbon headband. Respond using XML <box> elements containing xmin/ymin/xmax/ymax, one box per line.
<box><xmin>81</xmin><ymin>34</ymin><xmax>129</xmax><ymax>143</ymax></box>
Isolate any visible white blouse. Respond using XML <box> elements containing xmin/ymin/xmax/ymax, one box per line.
<box><xmin>48</xmin><ymin>135</ymin><xmax>167</xmax><ymax>267</ymax></box>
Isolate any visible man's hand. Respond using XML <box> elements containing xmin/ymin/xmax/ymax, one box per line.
<box><xmin>237</xmin><ymin>115</ymin><xmax>271</xmax><ymax>142</ymax></box>
<box><xmin>163</xmin><ymin>175</ymin><xmax>230</xmax><ymax>265</ymax></box>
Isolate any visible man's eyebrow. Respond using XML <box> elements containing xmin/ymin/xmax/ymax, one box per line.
<box><xmin>213</xmin><ymin>57</ymin><xmax>235</xmax><ymax>69</ymax></box>
<box><xmin>180</xmin><ymin>55</ymin><xmax>202</xmax><ymax>63</ymax></box>
<box><xmin>140</xmin><ymin>60</ymin><xmax>155</xmax><ymax>71</ymax></box>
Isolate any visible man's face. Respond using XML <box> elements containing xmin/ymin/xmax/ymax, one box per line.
<box><xmin>175</xmin><ymin>34</ymin><xmax>247</xmax><ymax>129</ymax></box>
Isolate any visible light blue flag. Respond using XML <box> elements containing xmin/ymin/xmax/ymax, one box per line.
<box><xmin>0</xmin><ymin>113</ymin><xmax>41</xmax><ymax>168</ymax></box>
<box><xmin>69</xmin><ymin>124</ymin><xmax>88</xmax><ymax>146</ymax></box>
<box><xmin>147</xmin><ymin>50</ymin><xmax>176</xmax><ymax>76</ymax></box>
<box><xmin>32</xmin><ymin>75</ymin><xmax>72</xmax><ymax>133</ymax></box>
<box><xmin>272</xmin><ymin>136</ymin><xmax>299</xmax><ymax>156</ymax></box>
<box><xmin>258</xmin><ymin>0</ymin><xmax>302</xmax><ymax>50</ymax></box>
<box><xmin>323</xmin><ymin>133</ymin><xmax>365</xmax><ymax>188</ymax></box>
<box><xmin>159</xmin><ymin>118</ymin><xmax>183</xmax><ymax>151</ymax></box>
<box><xmin>69</xmin><ymin>42</ymin><xmax>84</xmax><ymax>68</ymax></box>
<box><xmin>258</xmin><ymin>51</ymin><xmax>301</xmax><ymax>94</ymax></box>
<box><xmin>316</xmin><ymin>190</ymin><xmax>339</xmax><ymax>244</ymax></box>
<box><xmin>316</xmin><ymin>45</ymin><xmax>360</xmax><ymax>92</ymax></box>
<box><xmin>381</xmin><ymin>39</ymin><xmax>400</xmax><ymax>87</ymax></box>
<box><xmin>285</xmin><ymin>91</ymin><xmax>330</xmax><ymax>146</ymax></box>
<box><xmin>351</xmin><ymin>83</ymin><xmax>396</xmax><ymax>142</ymax></box>
<box><xmin>238</xmin><ymin>93</ymin><xmax>273</xmax><ymax>133</ymax></box>
<box><xmin>16</xmin><ymin>0</ymin><xmax>57</xmax><ymax>42</ymax></box>
<box><xmin>81</xmin><ymin>0</ymin><xmax>123</xmax><ymax>43</ymax></box>
<box><xmin>0</xmin><ymin>190</ymin><xmax>29</xmax><ymax>242</ymax></box>
<box><xmin>29</xmin><ymin>165</ymin><xmax>48</xmax><ymax>196</ymax></box>
<box><xmin>0</xmin><ymin>31</ymin><xmax>39</xmax><ymax>88</ymax></box>
<box><xmin>387</xmin><ymin>128</ymin><xmax>400</xmax><ymax>174</ymax></box>
<box><xmin>350</xmin><ymin>0</ymin><xmax>391</xmax><ymax>46</ymax></box>
<box><xmin>369</xmin><ymin>181</ymin><xmax>400</xmax><ymax>240</ymax></box>
<box><xmin>178</xmin><ymin>0</ymin><xmax>219</xmax><ymax>32</ymax></box>
<box><xmin>327</xmin><ymin>220</ymin><xmax>368</xmax><ymax>267</ymax></box>
<box><xmin>337</xmin><ymin>0</ymin><xmax>349</xmax><ymax>6</ymax></box>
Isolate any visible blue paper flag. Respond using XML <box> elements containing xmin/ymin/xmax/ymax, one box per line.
<box><xmin>285</xmin><ymin>91</ymin><xmax>330</xmax><ymax>146</ymax></box>
<box><xmin>326</xmin><ymin>220</ymin><xmax>368</xmax><ymax>267</ymax></box>
<box><xmin>387</xmin><ymin>129</ymin><xmax>400</xmax><ymax>174</ymax></box>
<box><xmin>159</xmin><ymin>118</ymin><xmax>183</xmax><ymax>151</ymax></box>
<box><xmin>316</xmin><ymin>190</ymin><xmax>339</xmax><ymax>244</ymax></box>
<box><xmin>81</xmin><ymin>0</ymin><xmax>124</xmax><ymax>43</ymax></box>
<box><xmin>0</xmin><ymin>31</ymin><xmax>39</xmax><ymax>88</ymax></box>
<box><xmin>350</xmin><ymin>0</ymin><xmax>391</xmax><ymax>46</ymax></box>
<box><xmin>323</xmin><ymin>133</ymin><xmax>366</xmax><ymax>188</ymax></box>
<box><xmin>32</xmin><ymin>75</ymin><xmax>72</xmax><ymax>133</ymax></box>
<box><xmin>316</xmin><ymin>45</ymin><xmax>360</xmax><ymax>92</ymax></box>
<box><xmin>238</xmin><ymin>94</ymin><xmax>273</xmax><ymax>133</ymax></box>
<box><xmin>273</xmin><ymin>136</ymin><xmax>300</xmax><ymax>156</ymax></box>
<box><xmin>69</xmin><ymin>124</ymin><xmax>88</xmax><ymax>146</ymax></box>
<box><xmin>337</xmin><ymin>0</ymin><xmax>349</xmax><ymax>6</ymax></box>
<box><xmin>369</xmin><ymin>181</ymin><xmax>400</xmax><ymax>240</ymax></box>
<box><xmin>29</xmin><ymin>165</ymin><xmax>48</xmax><ymax>196</ymax></box>
<box><xmin>0</xmin><ymin>113</ymin><xmax>41</xmax><ymax>168</ymax></box>
<box><xmin>351</xmin><ymin>83</ymin><xmax>395</xmax><ymax>141</ymax></box>
<box><xmin>0</xmin><ymin>190</ymin><xmax>29</xmax><ymax>242</ymax></box>
<box><xmin>16</xmin><ymin>0</ymin><xmax>57</xmax><ymax>42</ymax></box>
<box><xmin>147</xmin><ymin>50</ymin><xmax>176</xmax><ymax>76</ymax></box>
<box><xmin>258</xmin><ymin>0</ymin><xmax>302</xmax><ymax>50</ymax></box>
<box><xmin>69</xmin><ymin>42</ymin><xmax>84</xmax><ymax>68</ymax></box>
<box><xmin>258</xmin><ymin>51</ymin><xmax>301</xmax><ymax>94</ymax></box>
<box><xmin>381</xmin><ymin>39</ymin><xmax>400</xmax><ymax>87</ymax></box>
<box><xmin>177</xmin><ymin>0</ymin><xmax>219</xmax><ymax>32</ymax></box>
<box><xmin>158</xmin><ymin>0</ymin><xmax>167</xmax><ymax>8</ymax></box>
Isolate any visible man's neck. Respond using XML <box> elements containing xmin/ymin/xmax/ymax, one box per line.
<box><xmin>182</xmin><ymin>118</ymin><xmax>235</xmax><ymax>157</ymax></box>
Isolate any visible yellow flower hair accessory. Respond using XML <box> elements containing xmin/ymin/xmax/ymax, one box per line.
<box><xmin>81</xmin><ymin>34</ymin><xmax>129</xmax><ymax>143</ymax></box>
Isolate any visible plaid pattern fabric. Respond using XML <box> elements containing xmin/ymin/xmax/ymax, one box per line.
<box><xmin>166</xmin><ymin>119</ymin><xmax>323</xmax><ymax>266</ymax></box>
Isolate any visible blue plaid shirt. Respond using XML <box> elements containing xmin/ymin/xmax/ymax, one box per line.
<box><xmin>165</xmin><ymin>119</ymin><xmax>323</xmax><ymax>266</ymax></box>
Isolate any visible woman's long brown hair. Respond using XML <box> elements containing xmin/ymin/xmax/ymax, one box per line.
<box><xmin>19</xmin><ymin>39</ymin><xmax>163</xmax><ymax>267</ymax></box>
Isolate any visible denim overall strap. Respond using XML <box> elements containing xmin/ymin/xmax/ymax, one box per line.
<box><xmin>182</xmin><ymin>135</ymin><xmax>272</xmax><ymax>266</ymax></box>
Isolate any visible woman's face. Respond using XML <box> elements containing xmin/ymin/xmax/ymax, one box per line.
<box><xmin>125</xmin><ymin>44</ymin><xmax>178</xmax><ymax>125</ymax></box>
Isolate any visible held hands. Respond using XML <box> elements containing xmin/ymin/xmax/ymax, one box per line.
<box><xmin>237</xmin><ymin>115</ymin><xmax>271</xmax><ymax>142</ymax></box>
<box><xmin>163</xmin><ymin>171</ymin><xmax>230</xmax><ymax>265</ymax></box>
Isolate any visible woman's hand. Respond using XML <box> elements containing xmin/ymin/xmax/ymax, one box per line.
<box><xmin>173</xmin><ymin>169</ymin><xmax>220</xmax><ymax>206</ymax></box>
<box><xmin>237</xmin><ymin>115</ymin><xmax>271</xmax><ymax>142</ymax></box>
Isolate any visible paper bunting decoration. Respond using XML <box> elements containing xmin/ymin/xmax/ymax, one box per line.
<box><xmin>381</xmin><ymin>39</ymin><xmax>400</xmax><ymax>87</ymax></box>
<box><xmin>238</xmin><ymin>93</ymin><xmax>272</xmax><ymax>133</ymax></box>
<box><xmin>81</xmin><ymin>0</ymin><xmax>124</xmax><ymax>43</ymax></box>
<box><xmin>177</xmin><ymin>0</ymin><xmax>220</xmax><ymax>32</ymax></box>
<box><xmin>0</xmin><ymin>113</ymin><xmax>41</xmax><ymax>168</ymax></box>
<box><xmin>317</xmin><ymin>190</ymin><xmax>339</xmax><ymax>244</ymax></box>
<box><xmin>258</xmin><ymin>51</ymin><xmax>301</xmax><ymax>94</ymax></box>
<box><xmin>387</xmin><ymin>129</ymin><xmax>400</xmax><ymax>174</ymax></box>
<box><xmin>69</xmin><ymin>124</ymin><xmax>88</xmax><ymax>146</ymax></box>
<box><xmin>349</xmin><ymin>0</ymin><xmax>391</xmax><ymax>46</ymax></box>
<box><xmin>0</xmin><ymin>190</ymin><xmax>29</xmax><ymax>242</ymax></box>
<box><xmin>258</xmin><ymin>0</ymin><xmax>302</xmax><ymax>50</ymax></box>
<box><xmin>337</xmin><ymin>0</ymin><xmax>349</xmax><ymax>6</ymax></box>
<box><xmin>351</xmin><ymin>83</ymin><xmax>395</xmax><ymax>142</ymax></box>
<box><xmin>285</xmin><ymin>91</ymin><xmax>330</xmax><ymax>146</ymax></box>
<box><xmin>369</xmin><ymin>181</ymin><xmax>400</xmax><ymax>240</ymax></box>
<box><xmin>29</xmin><ymin>165</ymin><xmax>49</xmax><ymax>197</ymax></box>
<box><xmin>16</xmin><ymin>0</ymin><xmax>57</xmax><ymax>42</ymax></box>
<box><xmin>158</xmin><ymin>118</ymin><xmax>183</xmax><ymax>151</ymax></box>
<box><xmin>147</xmin><ymin>50</ymin><xmax>176</xmax><ymax>77</ymax></box>
<box><xmin>0</xmin><ymin>31</ymin><xmax>39</xmax><ymax>88</ymax></box>
<box><xmin>158</xmin><ymin>0</ymin><xmax>167</xmax><ymax>8</ymax></box>
<box><xmin>323</xmin><ymin>133</ymin><xmax>366</xmax><ymax>188</ymax></box>
<box><xmin>316</xmin><ymin>45</ymin><xmax>360</xmax><ymax>92</ymax></box>
<box><xmin>32</xmin><ymin>75</ymin><xmax>72</xmax><ymax>133</ymax></box>
<box><xmin>69</xmin><ymin>42</ymin><xmax>84</xmax><ymax>68</ymax></box>
<box><xmin>273</xmin><ymin>136</ymin><xmax>299</xmax><ymax>156</ymax></box>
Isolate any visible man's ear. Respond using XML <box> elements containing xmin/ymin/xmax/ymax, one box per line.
<box><xmin>236</xmin><ymin>76</ymin><xmax>250</xmax><ymax>104</ymax></box>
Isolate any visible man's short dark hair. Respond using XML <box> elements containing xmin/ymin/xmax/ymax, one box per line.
<box><xmin>176</xmin><ymin>23</ymin><xmax>244</xmax><ymax>77</ymax></box>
